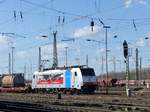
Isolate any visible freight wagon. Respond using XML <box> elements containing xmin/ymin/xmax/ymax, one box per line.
<box><xmin>1</xmin><ymin>74</ymin><xmax>25</xmax><ymax>88</ymax></box>
<box><xmin>0</xmin><ymin>73</ymin><xmax>28</xmax><ymax>93</ymax></box>
<box><xmin>32</xmin><ymin>66</ymin><xmax>97</xmax><ymax>94</ymax></box>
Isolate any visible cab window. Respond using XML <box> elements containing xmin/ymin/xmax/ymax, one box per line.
<box><xmin>80</xmin><ymin>68</ymin><xmax>95</xmax><ymax>76</ymax></box>
<box><xmin>33</xmin><ymin>75</ymin><xmax>35</xmax><ymax>79</ymax></box>
<box><xmin>74</xmin><ymin>72</ymin><xmax>77</xmax><ymax>76</ymax></box>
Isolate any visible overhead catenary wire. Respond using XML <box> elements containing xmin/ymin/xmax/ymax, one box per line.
<box><xmin>0</xmin><ymin>1</ymin><xmax>149</xmax><ymax>44</ymax></box>
<box><xmin>1</xmin><ymin>0</ymin><xmax>150</xmax><ymax>28</ymax></box>
<box><xmin>22</xmin><ymin>0</ymin><xmax>87</xmax><ymax>17</ymax></box>
<box><xmin>20</xmin><ymin>0</ymin><xmax>150</xmax><ymax>35</ymax></box>
<box><xmin>21</xmin><ymin>0</ymin><xmax>126</xmax><ymax>20</ymax></box>
<box><xmin>15</xmin><ymin>0</ymin><xmax>150</xmax><ymax>39</ymax></box>
<box><xmin>110</xmin><ymin>18</ymin><xmax>150</xmax><ymax>33</ymax></box>
<box><xmin>20</xmin><ymin>0</ymin><xmax>110</xmax><ymax>25</ymax></box>
<box><xmin>0</xmin><ymin>0</ymin><xmax>150</xmax><ymax>74</ymax></box>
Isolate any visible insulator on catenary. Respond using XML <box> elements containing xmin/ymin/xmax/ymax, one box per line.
<box><xmin>62</xmin><ymin>16</ymin><xmax>65</xmax><ymax>24</ymax></box>
<box><xmin>20</xmin><ymin>11</ymin><xmax>23</xmax><ymax>21</ymax></box>
<box><xmin>14</xmin><ymin>10</ymin><xmax>16</xmax><ymax>21</ymax></box>
<box><xmin>58</xmin><ymin>16</ymin><xmax>60</xmax><ymax>24</ymax></box>
<box><xmin>133</xmin><ymin>19</ymin><xmax>137</xmax><ymax>31</ymax></box>
<box><xmin>90</xmin><ymin>19</ymin><xmax>94</xmax><ymax>31</ymax></box>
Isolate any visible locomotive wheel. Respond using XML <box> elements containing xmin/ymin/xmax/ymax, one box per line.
<box><xmin>66</xmin><ymin>90</ymin><xmax>72</xmax><ymax>95</ymax></box>
<box><xmin>76</xmin><ymin>90</ymin><xmax>81</xmax><ymax>95</ymax></box>
<box><xmin>71</xmin><ymin>89</ymin><xmax>76</xmax><ymax>94</ymax></box>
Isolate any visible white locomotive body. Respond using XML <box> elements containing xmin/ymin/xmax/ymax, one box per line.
<box><xmin>32</xmin><ymin>66</ymin><xmax>97</xmax><ymax>93</ymax></box>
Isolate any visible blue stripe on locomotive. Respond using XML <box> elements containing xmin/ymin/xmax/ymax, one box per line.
<box><xmin>65</xmin><ymin>69</ymin><xmax>71</xmax><ymax>88</ymax></box>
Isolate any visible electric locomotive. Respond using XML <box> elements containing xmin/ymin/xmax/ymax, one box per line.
<box><xmin>32</xmin><ymin>66</ymin><xmax>97</xmax><ymax>94</ymax></box>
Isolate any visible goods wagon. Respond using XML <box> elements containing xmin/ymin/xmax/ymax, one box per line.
<box><xmin>32</xmin><ymin>66</ymin><xmax>97</xmax><ymax>94</ymax></box>
<box><xmin>1</xmin><ymin>73</ymin><xmax>25</xmax><ymax>88</ymax></box>
<box><xmin>0</xmin><ymin>75</ymin><xmax>2</xmax><ymax>86</ymax></box>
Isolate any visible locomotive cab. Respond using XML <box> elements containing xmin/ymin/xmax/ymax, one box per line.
<box><xmin>71</xmin><ymin>67</ymin><xmax>97</xmax><ymax>93</ymax></box>
<box><xmin>80</xmin><ymin>68</ymin><xmax>97</xmax><ymax>93</ymax></box>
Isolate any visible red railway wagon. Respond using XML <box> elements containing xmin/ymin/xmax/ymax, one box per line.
<box><xmin>116</xmin><ymin>80</ymin><xmax>150</xmax><ymax>86</ymax></box>
<box><xmin>0</xmin><ymin>87</ymin><xmax>29</xmax><ymax>93</ymax></box>
<box><xmin>96</xmin><ymin>78</ymin><xmax>117</xmax><ymax>86</ymax></box>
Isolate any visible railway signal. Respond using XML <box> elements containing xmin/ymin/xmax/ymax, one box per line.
<box><xmin>123</xmin><ymin>40</ymin><xmax>131</xmax><ymax>97</ymax></box>
<box><xmin>123</xmin><ymin>40</ymin><xmax>128</xmax><ymax>59</ymax></box>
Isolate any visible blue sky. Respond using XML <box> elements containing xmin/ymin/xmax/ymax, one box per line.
<box><xmin>0</xmin><ymin>0</ymin><xmax>150</xmax><ymax>78</ymax></box>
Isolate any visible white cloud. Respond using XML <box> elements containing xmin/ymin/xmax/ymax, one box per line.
<box><xmin>116</xmin><ymin>45</ymin><xmax>122</xmax><ymax>51</ymax></box>
<box><xmin>41</xmin><ymin>42</ymin><xmax>69</xmax><ymax>59</ymax></box>
<box><xmin>98</xmin><ymin>48</ymin><xmax>105</xmax><ymax>53</ymax></box>
<box><xmin>16</xmin><ymin>51</ymin><xmax>29</xmax><ymax>59</ymax></box>
<box><xmin>127</xmin><ymin>38</ymin><xmax>146</xmax><ymax>48</ymax></box>
<box><xmin>0</xmin><ymin>34</ymin><xmax>16</xmax><ymax>50</ymax></box>
<box><xmin>124</xmin><ymin>0</ymin><xmax>147</xmax><ymax>8</ymax></box>
<box><xmin>135</xmin><ymin>38</ymin><xmax>146</xmax><ymax>47</ymax></box>
<box><xmin>0</xmin><ymin>38</ymin><xmax>8</xmax><ymax>47</ymax></box>
<box><xmin>73</xmin><ymin>25</ymin><xmax>103</xmax><ymax>38</ymax></box>
<box><xmin>74</xmin><ymin>47</ymin><xmax>80</xmax><ymax>54</ymax></box>
<box><xmin>0</xmin><ymin>35</ymin><xmax>13</xmax><ymax>49</ymax></box>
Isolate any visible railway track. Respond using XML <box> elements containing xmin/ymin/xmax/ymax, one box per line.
<box><xmin>0</xmin><ymin>92</ymin><xmax>150</xmax><ymax>112</ymax></box>
<box><xmin>0</xmin><ymin>101</ymin><xmax>59</xmax><ymax>112</ymax></box>
<box><xmin>48</xmin><ymin>100</ymin><xmax>150</xmax><ymax>112</ymax></box>
<box><xmin>0</xmin><ymin>101</ymin><xmax>111</xmax><ymax>112</ymax></box>
<box><xmin>0</xmin><ymin>100</ymin><xmax>150</xmax><ymax>112</ymax></box>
